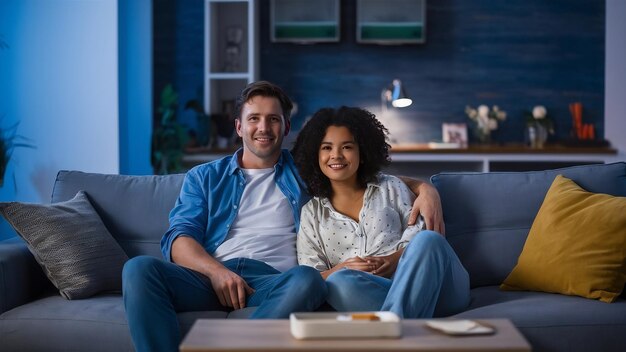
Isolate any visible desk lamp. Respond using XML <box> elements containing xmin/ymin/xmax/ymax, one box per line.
<box><xmin>381</xmin><ymin>79</ymin><xmax>412</xmax><ymax>114</ymax></box>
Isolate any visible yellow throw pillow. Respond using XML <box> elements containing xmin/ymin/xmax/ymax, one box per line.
<box><xmin>500</xmin><ymin>174</ymin><xmax>626</xmax><ymax>302</ymax></box>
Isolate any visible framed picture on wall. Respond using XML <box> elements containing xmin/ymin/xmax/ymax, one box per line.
<box><xmin>356</xmin><ymin>0</ymin><xmax>426</xmax><ymax>44</ymax></box>
<box><xmin>271</xmin><ymin>0</ymin><xmax>340</xmax><ymax>43</ymax></box>
<box><xmin>442</xmin><ymin>123</ymin><xmax>468</xmax><ymax>148</ymax></box>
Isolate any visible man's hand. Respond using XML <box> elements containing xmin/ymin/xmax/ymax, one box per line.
<box><xmin>364</xmin><ymin>250</ymin><xmax>404</xmax><ymax>278</ymax></box>
<box><xmin>171</xmin><ymin>236</ymin><xmax>255</xmax><ymax>310</ymax></box>
<box><xmin>207</xmin><ymin>266</ymin><xmax>255</xmax><ymax>310</ymax></box>
<box><xmin>398</xmin><ymin>176</ymin><xmax>445</xmax><ymax>235</ymax></box>
<box><xmin>410</xmin><ymin>182</ymin><xmax>445</xmax><ymax>235</ymax></box>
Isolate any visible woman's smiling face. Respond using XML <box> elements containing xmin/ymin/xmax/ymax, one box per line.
<box><xmin>318</xmin><ymin>125</ymin><xmax>360</xmax><ymax>187</ymax></box>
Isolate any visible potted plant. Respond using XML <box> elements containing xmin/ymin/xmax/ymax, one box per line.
<box><xmin>465</xmin><ymin>104</ymin><xmax>507</xmax><ymax>144</ymax></box>
<box><xmin>151</xmin><ymin>84</ymin><xmax>188</xmax><ymax>174</ymax></box>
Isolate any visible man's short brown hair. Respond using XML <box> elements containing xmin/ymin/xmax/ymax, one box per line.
<box><xmin>234</xmin><ymin>81</ymin><xmax>293</xmax><ymax>121</ymax></box>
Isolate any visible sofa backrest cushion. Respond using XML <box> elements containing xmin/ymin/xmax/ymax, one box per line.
<box><xmin>51</xmin><ymin>171</ymin><xmax>185</xmax><ymax>258</ymax></box>
<box><xmin>431</xmin><ymin>162</ymin><xmax>626</xmax><ymax>288</ymax></box>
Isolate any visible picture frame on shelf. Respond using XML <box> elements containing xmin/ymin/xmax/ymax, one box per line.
<box><xmin>442</xmin><ymin>123</ymin><xmax>468</xmax><ymax>148</ymax></box>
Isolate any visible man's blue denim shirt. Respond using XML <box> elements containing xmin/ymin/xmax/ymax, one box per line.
<box><xmin>160</xmin><ymin>149</ymin><xmax>310</xmax><ymax>262</ymax></box>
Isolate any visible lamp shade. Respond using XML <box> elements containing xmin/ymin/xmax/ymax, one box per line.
<box><xmin>390</xmin><ymin>79</ymin><xmax>412</xmax><ymax>108</ymax></box>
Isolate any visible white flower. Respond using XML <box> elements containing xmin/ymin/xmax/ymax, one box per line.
<box><xmin>532</xmin><ymin>105</ymin><xmax>547</xmax><ymax>120</ymax></box>
<box><xmin>465</xmin><ymin>103</ymin><xmax>507</xmax><ymax>137</ymax></box>
<box><xmin>477</xmin><ymin>105</ymin><xmax>489</xmax><ymax>118</ymax></box>
<box><xmin>465</xmin><ymin>106</ymin><xmax>478</xmax><ymax>119</ymax></box>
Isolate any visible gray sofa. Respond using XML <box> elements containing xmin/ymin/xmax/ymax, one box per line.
<box><xmin>1</xmin><ymin>162</ymin><xmax>625</xmax><ymax>351</ymax></box>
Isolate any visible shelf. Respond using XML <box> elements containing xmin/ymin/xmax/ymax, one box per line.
<box><xmin>358</xmin><ymin>22</ymin><xmax>424</xmax><ymax>41</ymax></box>
<box><xmin>273</xmin><ymin>22</ymin><xmax>338</xmax><ymax>41</ymax></box>
<box><xmin>183</xmin><ymin>144</ymin><xmax>619</xmax><ymax>179</ymax></box>
<box><xmin>208</xmin><ymin>72</ymin><xmax>251</xmax><ymax>79</ymax></box>
<box><xmin>389</xmin><ymin>143</ymin><xmax>617</xmax><ymax>155</ymax></box>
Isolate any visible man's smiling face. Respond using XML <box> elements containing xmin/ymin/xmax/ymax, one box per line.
<box><xmin>236</xmin><ymin>95</ymin><xmax>290</xmax><ymax>169</ymax></box>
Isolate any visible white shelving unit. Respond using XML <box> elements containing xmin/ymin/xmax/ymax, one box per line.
<box><xmin>205</xmin><ymin>0</ymin><xmax>257</xmax><ymax>115</ymax></box>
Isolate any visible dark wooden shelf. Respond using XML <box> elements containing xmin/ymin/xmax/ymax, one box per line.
<box><xmin>389</xmin><ymin>143</ymin><xmax>617</xmax><ymax>155</ymax></box>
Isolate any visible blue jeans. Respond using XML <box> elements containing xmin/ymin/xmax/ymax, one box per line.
<box><xmin>325</xmin><ymin>231</ymin><xmax>470</xmax><ymax>318</ymax></box>
<box><xmin>122</xmin><ymin>256</ymin><xmax>327</xmax><ymax>352</ymax></box>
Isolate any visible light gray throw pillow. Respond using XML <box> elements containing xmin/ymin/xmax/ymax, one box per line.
<box><xmin>0</xmin><ymin>191</ymin><xmax>129</xmax><ymax>299</ymax></box>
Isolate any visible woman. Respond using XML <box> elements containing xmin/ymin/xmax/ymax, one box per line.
<box><xmin>292</xmin><ymin>106</ymin><xmax>469</xmax><ymax>318</ymax></box>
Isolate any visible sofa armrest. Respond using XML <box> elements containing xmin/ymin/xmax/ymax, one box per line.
<box><xmin>0</xmin><ymin>237</ymin><xmax>50</xmax><ymax>314</ymax></box>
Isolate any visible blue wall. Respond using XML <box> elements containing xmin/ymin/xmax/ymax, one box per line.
<box><xmin>119</xmin><ymin>0</ymin><xmax>153</xmax><ymax>175</ymax></box>
<box><xmin>260</xmin><ymin>0</ymin><xmax>606</xmax><ymax>145</ymax></box>
<box><xmin>0</xmin><ymin>0</ymin><xmax>121</xmax><ymax>240</ymax></box>
<box><xmin>155</xmin><ymin>0</ymin><xmax>605</xmax><ymax>146</ymax></box>
<box><xmin>0</xmin><ymin>1</ymin><xmax>153</xmax><ymax>240</ymax></box>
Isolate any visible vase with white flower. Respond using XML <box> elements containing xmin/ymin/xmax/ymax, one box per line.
<box><xmin>465</xmin><ymin>104</ymin><xmax>507</xmax><ymax>144</ymax></box>
<box><xmin>525</xmin><ymin>105</ymin><xmax>554</xmax><ymax>149</ymax></box>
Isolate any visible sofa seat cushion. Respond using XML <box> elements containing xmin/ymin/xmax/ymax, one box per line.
<box><xmin>0</xmin><ymin>294</ymin><xmax>132</xmax><ymax>351</ymax></box>
<box><xmin>456</xmin><ymin>286</ymin><xmax>626</xmax><ymax>352</ymax></box>
<box><xmin>0</xmin><ymin>294</ymin><xmax>229</xmax><ymax>351</ymax></box>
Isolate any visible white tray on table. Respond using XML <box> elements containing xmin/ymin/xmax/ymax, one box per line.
<box><xmin>289</xmin><ymin>312</ymin><xmax>401</xmax><ymax>340</ymax></box>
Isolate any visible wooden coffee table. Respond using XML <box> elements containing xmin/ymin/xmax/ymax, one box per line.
<box><xmin>180</xmin><ymin>318</ymin><xmax>530</xmax><ymax>352</ymax></box>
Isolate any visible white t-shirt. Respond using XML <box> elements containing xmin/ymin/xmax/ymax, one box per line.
<box><xmin>213</xmin><ymin>167</ymin><xmax>297</xmax><ymax>272</ymax></box>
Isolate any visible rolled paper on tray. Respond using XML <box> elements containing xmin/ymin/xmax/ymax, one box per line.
<box><xmin>350</xmin><ymin>313</ymin><xmax>380</xmax><ymax>321</ymax></box>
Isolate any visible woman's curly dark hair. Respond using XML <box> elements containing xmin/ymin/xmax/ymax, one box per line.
<box><xmin>292</xmin><ymin>106</ymin><xmax>391</xmax><ymax>198</ymax></box>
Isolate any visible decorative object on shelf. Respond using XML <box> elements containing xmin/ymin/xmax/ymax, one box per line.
<box><xmin>223</xmin><ymin>26</ymin><xmax>243</xmax><ymax>72</ymax></box>
<box><xmin>381</xmin><ymin>79</ymin><xmax>412</xmax><ymax>114</ymax></box>
<box><xmin>151</xmin><ymin>84</ymin><xmax>188</xmax><ymax>175</ymax></box>
<box><xmin>441</xmin><ymin>123</ymin><xmax>468</xmax><ymax>149</ymax></box>
<box><xmin>465</xmin><ymin>104</ymin><xmax>507</xmax><ymax>144</ymax></box>
<box><xmin>213</xmin><ymin>99</ymin><xmax>238</xmax><ymax>149</ymax></box>
<box><xmin>569</xmin><ymin>102</ymin><xmax>595</xmax><ymax>141</ymax></box>
<box><xmin>525</xmin><ymin>105</ymin><xmax>554</xmax><ymax>149</ymax></box>
<box><xmin>184</xmin><ymin>98</ymin><xmax>213</xmax><ymax>148</ymax></box>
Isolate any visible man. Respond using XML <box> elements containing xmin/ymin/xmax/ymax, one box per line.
<box><xmin>122</xmin><ymin>81</ymin><xmax>444</xmax><ymax>352</ymax></box>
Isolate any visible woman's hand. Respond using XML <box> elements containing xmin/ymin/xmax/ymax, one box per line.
<box><xmin>321</xmin><ymin>256</ymin><xmax>379</xmax><ymax>279</ymax></box>
<box><xmin>364</xmin><ymin>250</ymin><xmax>404</xmax><ymax>278</ymax></box>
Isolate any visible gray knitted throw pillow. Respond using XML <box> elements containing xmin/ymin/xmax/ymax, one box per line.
<box><xmin>0</xmin><ymin>191</ymin><xmax>129</xmax><ymax>299</ymax></box>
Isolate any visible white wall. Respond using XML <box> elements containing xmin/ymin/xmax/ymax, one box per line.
<box><xmin>605</xmin><ymin>0</ymin><xmax>626</xmax><ymax>161</ymax></box>
<box><xmin>0</xmin><ymin>0</ymin><xmax>119</xmax><ymax>204</ymax></box>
